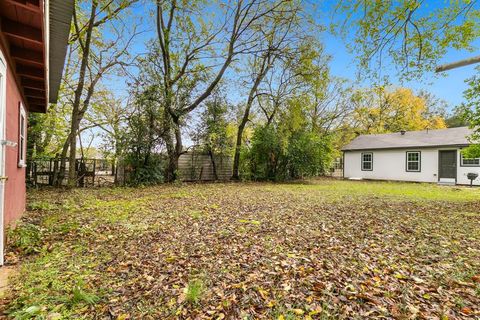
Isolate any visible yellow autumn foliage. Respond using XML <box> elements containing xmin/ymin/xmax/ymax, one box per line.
<box><xmin>353</xmin><ymin>87</ymin><xmax>447</xmax><ymax>134</ymax></box>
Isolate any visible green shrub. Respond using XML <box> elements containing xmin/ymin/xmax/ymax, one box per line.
<box><xmin>247</xmin><ymin>126</ymin><xmax>283</xmax><ymax>180</ymax></box>
<box><xmin>123</xmin><ymin>154</ymin><xmax>164</xmax><ymax>186</ymax></box>
<box><xmin>286</xmin><ymin>131</ymin><xmax>333</xmax><ymax>178</ymax></box>
<box><xmin>246</xmin><ymin>125</ymin><xmax>334</xmax><ymax>181</ymax></box>
<box><xmin>130</xmin><ymin>164</ymin><xmax>164</xmax><ymax>185</ymax></box>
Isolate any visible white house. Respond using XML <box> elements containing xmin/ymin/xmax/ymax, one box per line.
<box><xmin>342</xmin><ymin>127</ymin><xmax>480</xmax><ymax>186</ymax></box>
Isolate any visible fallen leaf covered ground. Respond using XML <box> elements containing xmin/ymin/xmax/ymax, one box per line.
<box><xmin>1</xmin><ymin>179</ymin><xmax>480</xmax><ymax>319</ymax></box>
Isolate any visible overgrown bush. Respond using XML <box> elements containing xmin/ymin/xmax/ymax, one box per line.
<box><xmin>122</xmin><ymin>85</ymin><xmax>166</xmax><ymax>186</ymax></box>
<box><xmin>247</xmin><ymin>126</ymin><xmax>283</xmax><ymax>180</ymax></box>
<box><xmin>245</xmin><ymin>125</ymin><xmax>333</xmax><ymax>181</ymax></box>
<box><xmin>286</xmin><ymin>131</ymin><xmax>333</xmax><ymax>178</ymax></box>
<box><xmin>123</xmin><ymin>154</ymin><xmax>164</xmax><ymax>186</ymax></box>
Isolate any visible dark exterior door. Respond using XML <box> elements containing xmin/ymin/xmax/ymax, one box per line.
<box><xmin>439</xmin><ymin>150</ymin><xmax>457</xmax><ymax>180</ymax></box>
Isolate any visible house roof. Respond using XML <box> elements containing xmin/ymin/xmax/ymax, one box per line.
<box><xmin>0</xmin><ymin>0</ymin><xmax>73</xmax><ymax>112</ymax></box>
<box><xmin>342</xmin><ymin>127</ymin><xmax>475</xmax><ymax>151</ymax></box>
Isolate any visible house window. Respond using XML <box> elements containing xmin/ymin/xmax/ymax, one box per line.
<box><xmin>461</xmin><ymin>154</ymin><xmax>480</xmax><ymax>167</ymax></box>
<box><xmin>406</xmin><ymin>151</ymin><xmax>421</xmax><ymax>172</ymax></box>
<box><xmin>18</xmin><ymin>103</ymin><xmax>26</xmax><ymax>167</ymax></box>
<box><xmin>361</xmin><ymin>152</ymin><xmax>373</xmax><ymax>171</ymax></box>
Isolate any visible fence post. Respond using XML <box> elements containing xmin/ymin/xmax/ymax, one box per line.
<box><xmin>51</xmin><ymin>156</ymin><xmax>59</xmax><ymax>186</ymax></box>
<box><xmin>77</xmin><ymin>159</ymin><xmax>85</xmax><ymax>187</ymax></box>
<box><xmin>92</xmin><ymin>159</ymin><xmax>96</xmax><ymax>186</ymax></box>
<box><xmin>33</xmin><ymin>162</ymin><xmax>37</xmax><ymax>187</ymax></box>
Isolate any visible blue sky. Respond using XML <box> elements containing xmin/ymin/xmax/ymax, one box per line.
<box><xmin>321</xmin><ymin>31</ymin><xmax>479</xmax><ymax>111</ymax></box>
<box><xmin>315</xmin><ymin>0</ymin><xmax>480</xmax><ymax>111</ymax></box>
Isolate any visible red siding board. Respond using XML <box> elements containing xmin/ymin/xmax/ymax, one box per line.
<box><xmin>2</xmin><ymin>47</ymin><xmax>26</xmax><ymax>228</ymax></box>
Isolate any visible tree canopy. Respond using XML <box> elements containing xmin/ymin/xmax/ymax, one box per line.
<box><xmin>27</xmin><ymin>0</ymin><xmax>475</xmax><ymax>185</ymax></box>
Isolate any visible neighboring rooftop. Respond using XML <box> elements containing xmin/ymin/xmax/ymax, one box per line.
<box><xmin>342</xmin><ymin>126</ymin><xmax>475</xmax><ymax>151</ymax></box>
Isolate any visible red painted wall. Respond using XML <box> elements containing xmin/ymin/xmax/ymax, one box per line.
<box><xmin>1</xmin><ymin>46</ymin><xmax>26</xmax><ymax>227</ymax></box>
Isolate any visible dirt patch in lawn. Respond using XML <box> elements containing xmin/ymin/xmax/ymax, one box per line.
<box><xmin>1</xmin><ymin>181</ymin><xmax>480</xmax><ymax>319</ymax></box>
<box><xmin>0</xmin><ymin>267</ymin><xmax>17</xmax><ymax>299</ymax></box>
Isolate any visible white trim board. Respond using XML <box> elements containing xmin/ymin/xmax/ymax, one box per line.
<box><xmin>0</xmin><ymin>48</ymin><xmax>7</xmax><ymax>266</ymax></box>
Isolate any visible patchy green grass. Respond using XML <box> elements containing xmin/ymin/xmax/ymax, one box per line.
<box><xmin>1</xmin><ymin>179</ymin><xmax>480</xmax><ymax>319</ymax></box>
<box><xmin>184</xmin><ymin>279</ymin><xmax>205</xmax><ymax>305</ymax></box>
<box><xmin>270</xmin><ymin>179</ymin><xmax>480</xmax><ymax>202</ymax></box>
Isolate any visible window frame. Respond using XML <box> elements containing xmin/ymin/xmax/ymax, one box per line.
<box><xmin>18</xmin><ymin>102</ymin><xmax>26</xmax><ymax>168</ymax></box>
<box><xmin>405</xmin><ymin>151</ymin><xmax>421</xmax><ymax>172</ymax></box>
<box><xmin>361</xmin><ymin>152</ymin><xmax>373</xmax><ymax>171</ymax></box>
<box><xmin>460</xmin><ymin>153</ymin><xmax>480</xmax><ymax>167</ymax></box>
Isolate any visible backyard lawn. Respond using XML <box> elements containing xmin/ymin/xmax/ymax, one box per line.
<box><xmin>1</xmin><ymin>179</ymin><xmax>480</xmax><ymax>319</ymax></box>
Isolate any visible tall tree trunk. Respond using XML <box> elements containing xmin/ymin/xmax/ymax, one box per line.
<box><xmin>174</xmin><ymin>118</ymin><xmax>182</xmax><ymax>167</ymax></box>
<box><xmin>208</xmin><ymin>147</ymin><xmax>218</xmax><ymax>181</ymax></box>
<box><xmin>162</xmin><ymin>108</ymin><xmax>176</xmax><ymax>182</ymax></box>
<box><xmin>67</xmin><ymin>114</ymin><xmax>80</xmax><ymax>186</ymax></box>
<box><xmin>231</xmin><ymin>116</ymin><xmax>248</xmax><ymax>180</ymax></box>
<box><xmin>53</xmin><ymin>135</ymin><xmax>70</xmax><ymax>186</ymax></box>
<box><xmin>67</xmin><ymin>2</ymin><xmax>97</xmax><ymax>187</ymax></box>
<box><xmin>164</xmin><ymin>116</ymin><xmax>182</xmax><ymax>182</ymax></box>
<box><xmin>232</xmin><ymin>54</ymin><xmax>272</xmax><ymax>180</ymax></box>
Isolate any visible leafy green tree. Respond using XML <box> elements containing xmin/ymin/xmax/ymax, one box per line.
<box><xmin>445</xmin><ymin>106</ymin><xmax>470</xmax><ymax>128</ymax></box>
<box><xmin>193</xmin><ymin>95</ymin><xmax>233</xmax><ymax>180</ymax></box>
<box><xmin>246</xmin><ymin>93</ymin><xmax>334</xmax><ymax>181</ymax></box>
<box><xmin>247</xmin><ymin>125</ymin><xmax>283</xmax><ymax>180</ymax></box>
<box><xmin>154</xmin><ymin>0</ymin><xmax>296</xmax><ymax>181</ymax></box>
<box><xmin>286</xmin><ymin>130</ymin><xmax>333</xmax><ymax>179</ymax></box>
<box><xmin>460</xmin><ymin>70</ymin><xmax>480</xmax><ymax>158</ymax></box>
<box><xmin>27</xmin><ymin>105</ymin><xmax>69</xmax><ymax>160</ymax></box>
<box><xmin>84</xmin><ymin>89</ymin><xmax>131</xmax><ymax>182</ymax></box>
<box><xmin>232</xmin><ymin>24</ymin><xmax>324</xmax><ymax>179</ymax></box>
<box><xmin>122</xmin><ymin>86</ymin><xmax>166</xmax><ymax>185</ymax></box>
<box><xmin>336</xmin><ymin>1</ymin><xmax>480</xmax><ymax>80</ymax></box>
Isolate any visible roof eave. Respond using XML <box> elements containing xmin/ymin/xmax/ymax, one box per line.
<box><xmin>48</xmin><ymin>0</ymin><xmax>74</xmax><ymax>104</ymax></box>
<box><xmin>342</xmin><ymin>144</ymin><xmax>471</xmax><ymax>152</ymax></box>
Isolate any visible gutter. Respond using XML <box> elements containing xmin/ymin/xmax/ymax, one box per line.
<box><xmin>341</xmin><ymin>144</ymin><xmax>471</xmax><ymax>152</ymax></box>
<box><xmin>44</xmin><ymin>0</ymin><xmax>50</xmax><ymax>110</ymax></box>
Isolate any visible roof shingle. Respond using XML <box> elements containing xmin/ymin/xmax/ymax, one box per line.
<box><xmin>342</xmin><ymin>127</ymin><xmax>475</xmax><ymax>151</ymax></box>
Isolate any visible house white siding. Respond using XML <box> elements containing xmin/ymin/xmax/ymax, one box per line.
<box><xmin>344</xmin><ymin>148</ymin><xmax>480</xmax><ymax>186</ymax></box>
<box><xmin>458</xmin><ymin>149</ymin><xmax>480</xmax><ymax>185</ymax></box>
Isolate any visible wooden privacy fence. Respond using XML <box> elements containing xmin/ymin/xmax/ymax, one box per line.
<box><xmin>28</xmin><ymin>152</ymin><xmax>233</xmax><ymax>187</ymax></box>
<box><xmin>115</xmin><ymin>151</ymin><xmax>233</xmax><ymax>185</ymax></box>
<box><xmin>178</xmin><ymin>151</ymin><xmax>232</xmax><ymax>181</ymax></box>
<box><xmin>28</xmin><ymin>152</ymin><xmax>339</xmax><ymax>186</ymax></box>
<box><xmin>27</xmin><ymin>158</ymin><xmax>116</xmax><ymax>187</ymax></box>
